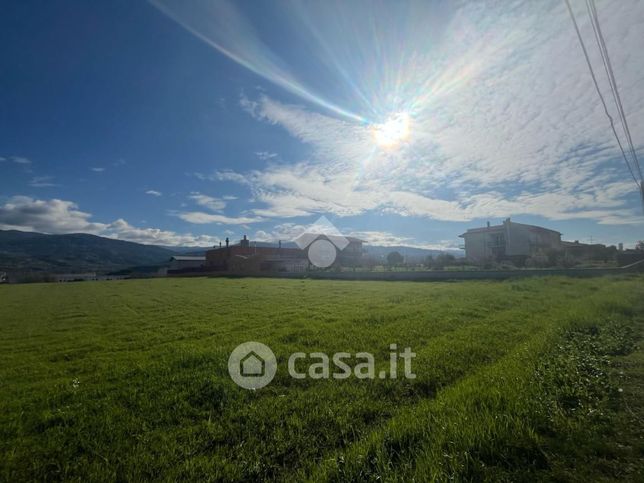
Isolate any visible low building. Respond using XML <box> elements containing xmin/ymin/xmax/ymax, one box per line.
<box><xmin>459</xmin><ymin>218</ymin><xmax>561</xmax><ymax>263</ymax></box>
<box><xmin>333</xmin><ymin>236</ymin><xmax>364</xmax><ymax>267</ymax></box>
<box><xmin>56</xmin><ymin>273</ymin><xmax>98</xmax><ymax>282</ymax></box>
<box><xmin>616</xmin><ymin>248</ymin><xmax>644</xmax><ymax>266</ymax></box>
<box><xmin>206</xmin><ymin>235</ymin><xmax>308</xmax><ymax>272</ymax></box>
<box><xmin>562</xmin><ymin>241</ymin><xmax>616</xmax><ymax>262</ymax></box>
<box><xmin>168</xmin><ymin>256</ymin><xmax>206</xmax><ymax>272</ymax></box>
<box><xmin>205</xmin><ymin>235</ymin><xmax>363</xmax><ymax>272</ymax></box>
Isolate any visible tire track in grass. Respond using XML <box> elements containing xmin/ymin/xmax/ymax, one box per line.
<box><xmin>177</xmin><ymin>297</ymin><xmax>586</xmax><ymax>480</ymax></box>
<box><xmin>306</xmin><ymin>287</ymin><xmax>643</xmax><ymax>482</ymax></box>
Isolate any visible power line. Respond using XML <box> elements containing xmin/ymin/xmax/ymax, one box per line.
<box><xmin>563</xmin><ymin>0</ymin><xmax>641</xmax><ymax>189</ymax></box>
<box><xmin>585</xmin><ymin>0</ymin><xmax>643</xmax><ymax>181</ymax></box>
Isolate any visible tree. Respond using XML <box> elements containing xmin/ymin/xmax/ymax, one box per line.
<box><xmin>387</xmin><ymin>251</ymin><xmax>404</xmax><ymax>268</ymax></box>
<box><xmin>433</xmin><ymin>253</ymin><xmax>455</xmax><ymax>270</ymax></box>
<box><xmin>636</xmin><ymin>240</ymin><xmax>644</xmax><ymax>251</ymax></box>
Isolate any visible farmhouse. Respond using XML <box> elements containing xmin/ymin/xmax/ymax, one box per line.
<box><xmin>55</xmin><ymin>273</ymin><xmax>98</xmax><ymax>282</ymax></box>
<box><xmin>333</xmin><ymin>236</ymin><xmax>364</xmax><ymax>267</ymax></box>
<box><xmin>562</xmin><ymin>240</ymin><xmax>618</xmax><ymax>263</ymax></box>
<box><xmin>460</xmin><ymin>218</ymin><xmax>561</xmax><ymax>263</ymax></box>
<box><xmin>205</xmin><ymin>235</ymin><xmax>363</xmax><ymax>273</ymax></box>
<box><xmin>206</xmin><ymin>235</ymin><xmax>308</xmax><ymax>272</ymax></box>
<box><xmin>168</xmin><ymin>256</ymin><xmax>206</xmax><ymax>272</ymax></box>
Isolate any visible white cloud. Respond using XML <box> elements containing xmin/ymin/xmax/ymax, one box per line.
<box><xmin>105</xmin><ymin>219</ymin><xmax>219</xmax><ymax>246</ymax></box>
<box><xmin>0</xmin><ymin>155</ymin><xmax>31</xmax><ymax>164</ymax></box>
<box><xmin>0</xmin><ymin>196</ymin><xmax>107</xmax><ymax>234</ymax></box>
<box><xmin>255</xmin><ymin>151</ymin><xmax>278</xmax><ymax>161</ymax></box>
<box><xmin>91</xmin><ymin>167</ymin><xmax>105</xmax><ymax>173</ymax></box>
<box><xmin>228</xmin><ymin>42</ymin><xmax>644</xmax><ymax>222</ymax></box>
<box><xmin>218</xmin><ymin>142</ymin><xmax>642</xmax><ymax>224</ymax></box>
<box><xmin>172</xmin><ymin>210</ymin><xmax>262</xmax><ymax>225</ymax></box>
<box><xmin>171</xmin><ymin>192</ymin><xmax>261</xmax><ymax>224</ymax></box>
<box><xmin>145</xmin><ymin>190</ymin><xmax>163</xmax><ymax>196</ymax></box>
<box><xmin>0</xmin><ymin>196</ymin><xmax>221</xmax><ymax>247</ymax></box>
<box><xmin>254</xmin><ymin>222</ymin><xmax>308</xmax><ymax>242</ymax></box>
<box><xmin>215</xmin><ymin>170</ymin><xmax>252</xmax><ymax>185</ymax></box>
<box><xmin>348</xmin><ymin>230</ymin><xmax>458</xmax><ymax>250</ymax></box>
<box><xmin>29</xmin><ymin>176</ymin><xmax>58</xmax><ymax>188</ymax></box>
<box><xmin>188</xmin><ymin>192</ymin><xmax>227</xmax><ymax>212</ymax></box>
<box><xmin>158</xmin><ymin>0</ymin><xmax>644</xmax><ymax>228</ymax></box>
<box><xmin>203</xmin><ymin>1</ymin><xmax>644</xmax><ymax>226</ymax></box>
<box><xmin>350</xmin><ymin>231</ymin><xmax>409</xmax><ymax>246</ymax></box>
<box><xmin>145</xmin><ymin>191</ymin><xmax>262</xmax><ymax>225</ymax></box>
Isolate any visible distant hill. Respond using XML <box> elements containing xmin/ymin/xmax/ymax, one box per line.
<box><xmin>0</xmin><ymin>230</ymin><xmax>175</xmax><ymax>273</ymax></box>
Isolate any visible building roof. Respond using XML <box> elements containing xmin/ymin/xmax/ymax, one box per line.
<box><xmin>561</xmin><ymin>241</ymin><xmax>606</xmax><ymax>248</ymax></box>
<box><xmin>208</xmin><ymin>236</ymin><xmax>363</xmax><ymax>254</ymax></box>
<box><xmin>170</xmin><ymin>256</ymin><xmax>206</xmax><ymax>261</ymax></box>
<box><xmin>459</xmin><ymin>224</ymin><xmax>505</xmax><ymax>236</ymax></box>
<box><xmin>459</xmin><ymin>219</ymin><xmax>561</xmax><ymax>238</ymax></box>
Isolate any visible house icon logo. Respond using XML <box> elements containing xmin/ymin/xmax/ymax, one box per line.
<box><xmin>240</xmin><ymin>350</ymin><xmax>265</xmax><ymax>377</ymax></box>
<box><xmin>228</xmin><ymin>342</ymin><xmax>277</xmax><ymax>389</ymax></box>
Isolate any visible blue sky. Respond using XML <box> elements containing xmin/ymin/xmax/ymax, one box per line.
<box><xmin>1</xmin><ymin>0</ymin><xmax>643</xmax><ymax>248</ymax></box>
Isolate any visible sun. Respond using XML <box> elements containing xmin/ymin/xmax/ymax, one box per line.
<box><xmin>372</xmin><ymin>112</ymin><xmax>411</xmax><ymax>148</ymax></box>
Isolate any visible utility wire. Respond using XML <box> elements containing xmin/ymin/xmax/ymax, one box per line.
<box><xmin>563</xmin><ymin>0</ymin><xmax>640</xmax><ymax>188</ymax></box>
<box><xmin>586</xmin><ymin>0</ymin><xmax>643</xmax><ymax>181</ymax></box>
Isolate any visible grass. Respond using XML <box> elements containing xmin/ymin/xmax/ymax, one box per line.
<box><xmin>0</xmin><ymin>275</ymin><xmax>642</xmax><ymax>481</ymax></box>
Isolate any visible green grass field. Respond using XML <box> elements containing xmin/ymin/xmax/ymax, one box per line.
<box><xmin>1</xmin><ymin>276</ymin><xmax>643</xmax><ymax>481</ymax></box>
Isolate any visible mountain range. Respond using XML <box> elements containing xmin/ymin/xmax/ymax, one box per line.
<box><xmin>0</xmin><ymin>230</ymin><xmax>175</xmax><ymax>273</ymax></box>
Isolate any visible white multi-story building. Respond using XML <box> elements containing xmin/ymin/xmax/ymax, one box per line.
<box><xmin>459</xmin><ymin>218</ymin><xmax>561</xmax><ymax>263</ymax></box>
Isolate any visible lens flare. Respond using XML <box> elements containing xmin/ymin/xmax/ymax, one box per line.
<box><xmin>372</xmin><ymin>113</ymin><xmax>411</xmax><ymax>148</ymax></box>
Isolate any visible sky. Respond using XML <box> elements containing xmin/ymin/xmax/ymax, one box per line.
<box><xmin>1</xmin><ymin>0</ymin><xmax>643</xmax><ymax>249</ymax></box>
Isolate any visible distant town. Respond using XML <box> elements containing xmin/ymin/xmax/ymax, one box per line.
<box><xmin>165</xmin><ymin>217</ymin><xmax>642</xmax><ymax>276</ymax></box>
<box><xmin>2</xmin><ymin>217</ymin><xmax>641</xmax><ymax>284</ymax></box>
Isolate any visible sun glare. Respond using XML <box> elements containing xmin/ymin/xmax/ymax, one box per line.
<box><xmin>372</xmin><ymin>112</ymin><xmax>411</xmax><ymax>148</ymax></box>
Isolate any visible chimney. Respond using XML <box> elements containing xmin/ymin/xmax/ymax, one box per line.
<box><xmin>219</xmin><ymin>241</ymin><xmax>222</xmax><ymax>248</ymax></box>
<box><xmin>486</xmin><ymin>221</ymin><xmax>490</xmax><ymax>228</ymax></box>
<box><xmin>225</xmin><ymin>237</ymin><xmax>229</xmax><ymax>248</ymax></box>
<box><xmin>240</xmin><ymin>234</ymin><xmax>250</xmax><ymax>248</ymax></box>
